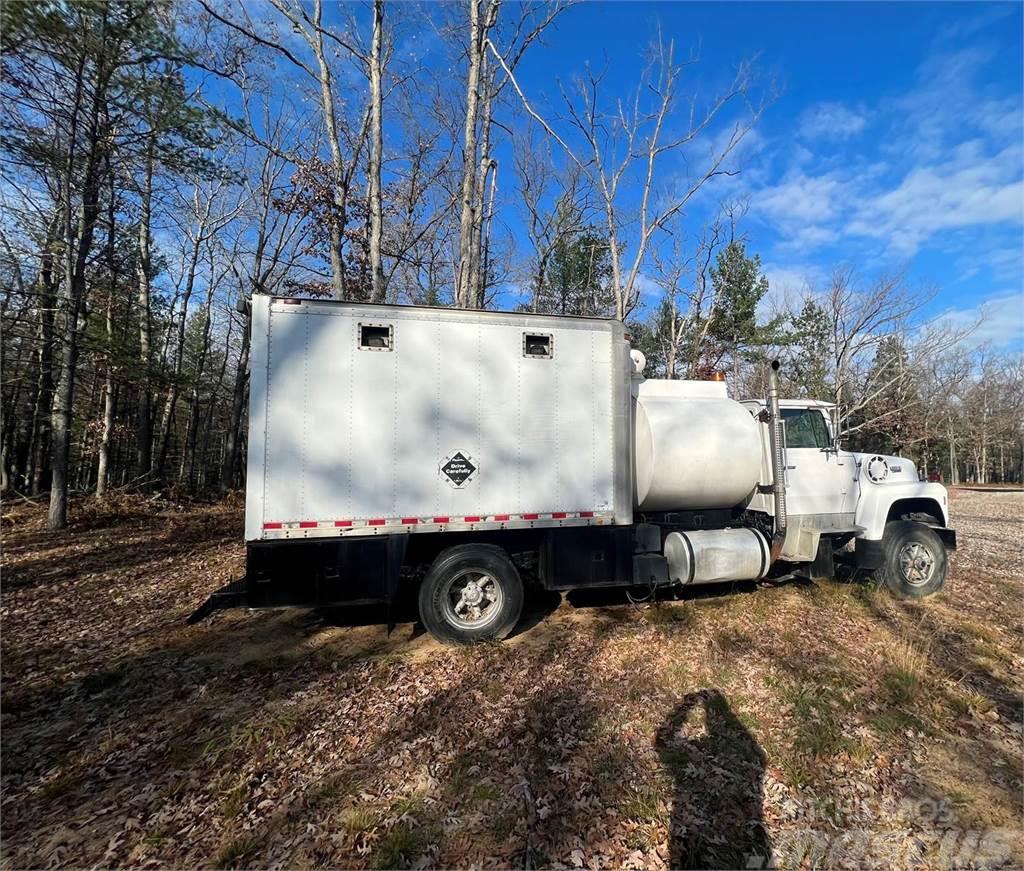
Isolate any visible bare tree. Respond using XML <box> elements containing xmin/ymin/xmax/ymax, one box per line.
<box><xmin>513</xmin><ymin>131</ymin><xmax>589</xmax><ymax>311</ymax></box>
<box><xmin>199</xmin><ymin>0</ymin><xmax>374</xmax><ymax>300</ymax></box>
<box><xmin>368</xmin><ymin>0</ymin><xmax>386</xmax><ymax>302</ymax></box>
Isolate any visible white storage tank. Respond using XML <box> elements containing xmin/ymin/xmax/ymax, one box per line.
<box><xmin>633</xmin><ymin>379</ymin><xmax>763</xmax><ymax>511</ymax></box>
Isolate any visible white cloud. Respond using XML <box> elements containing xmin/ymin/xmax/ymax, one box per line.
<box><xmin>932</xmin><ymin>291</ymin><xmax>1024</xmax><ymax>348</ymax></box>
<box><xmin>845</xmin><ymin>143</ymin><xmax>1023</xmax><ymax>254</ymax></box>
<box><xmin>798</xmin><ymin>102</ymin><xmax>868</xmax><ymax>140</ymax></box>
<box><xmin>748</xmin><ymin>41</ymin><xmax>1023</xmax><ymax>263</ymax></box>
<box><xmin>755</xmin><ymin>171</ymin><xmax>845</xmax><ymax>225</ymax></box>
<box><xmin>758</xmin><ymin>262</ymin><xmax>827</xmax><ymax>319</ymax></box>
<box><xmin>633</xmin><ymin>272</ymin><xmax>662</xmax><ymax>303</ymax></box>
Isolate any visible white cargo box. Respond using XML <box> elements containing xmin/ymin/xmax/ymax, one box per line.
<box><xmin>244</xmin><ymin>297</ymin><xmax>633</xmax><ymax>541</ymax></box>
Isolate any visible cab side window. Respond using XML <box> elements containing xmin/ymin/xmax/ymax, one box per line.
<box><xmin>782</xmin><ymin>408</ymin><xmax>831</xmax><ymax>449</ymax></box>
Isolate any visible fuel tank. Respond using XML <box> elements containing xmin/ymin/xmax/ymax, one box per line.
<box><xmin>633</xmin><ymin>379</ymin><xmax>763</xmax><ymax>511</ymax></box>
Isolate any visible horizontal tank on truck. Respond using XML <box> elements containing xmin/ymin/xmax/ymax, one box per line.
<box><xmin>190</xmin><ymin>298</ymin><xmax>958</xmax><ymax>644</ymax></box>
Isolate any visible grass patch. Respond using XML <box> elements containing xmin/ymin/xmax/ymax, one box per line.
<box><xmin>869</xmin><ymin>709</ymin><xmax>930</xmax><ymax>736</ymax></box>
<box><xmin>882</xmin><ymin>639</ymin><xmax>929</xmax><ymax>705</ymax></box>
<box><xmin>620</xmin><ymin>784</ymin><xmax>665</xmax><ymax>823</ymax></box>
<box><xmin>212</xmin><ymin>833</ymin><xmax>262</xmax><ymax>869</ymax></box>
<box><xmin>205</xmin><ymin>708</ymin><xmax>299</xmax><ymax>761</ymax></box>
<box><xmin>36</xmin><ymin>771</ymin><xmax>80</xmax><ymax>802</ymax></box>
<box><xmin>310</xmin><ymin>771</ymin><xmax>363</xmax><ymax>808</ymax></box>
<box><xmin>786</xmin><ymin>684</ymin><xmax>858</xmax><ymax>761</ymax></box>
<box><xmin>645</xmin><ymin>602</ymin><xmax>697</xmax><ymax>628</ymax></box>
<box><xmin>625</xmin><ymin>826</ymin><xmax>657</xmax><ymax>851</ymax></box>
<box><xmin>340</xmin><ymin>806</ymin><xmax>379</xmax><ymax>835</ymax></box>
<box><xmin>219</xmin><ymin>779</ymin><xmax>249</xmax><ymax>818</ymax></box>
<box><xmin>369</xmin><ymin>822</ymin><xmax>438</xmax><ymax>870</ymax></box>
<box><xmin>447</xmin><ymin>761</ymin><xmax>500</xmax><ymax>806</ymax></box>
<box><xmin>714</xmin><ymin>626</ymin><xmax>753</xmax><ymax>653</ymax></box>
<box><xmin>390</xmin><ymin>793</ymin><xmax>427</xmax><ymax>818</ymax></box>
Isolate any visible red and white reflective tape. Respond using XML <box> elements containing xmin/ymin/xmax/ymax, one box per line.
<box><xmin>263</xmin><ymin>510</ymin><xmax>610</xmax><ymax>532</ymax></box>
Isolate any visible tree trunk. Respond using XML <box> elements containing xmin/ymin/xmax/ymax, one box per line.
<box><xmin>221</xmin><ymin>305</ymin><xmax>251</xmax><ymax>492</ymax></box>
<box><xmin>50</xmin><ymin>15</ymin><xmax>108</xmax><ymax>529</ymax></box>
<box><xmin>368</xmin><ymin>0</ymin><xmax>386</xmax><ymax>302</ymax></box>
<box><xmin>154</xmin><ymin>224</ymin><xmax>203</xmax><ymax>477</ymax></box>
<box><xmin>469</xmin><ymin>55</ymin><xmax>494</xmax><ymax>307</ymax></box>
<box><xmin>136</xmin><ymin>134</ymin><xmax>155</xmax><ymax>480</ymax></box>
<box><xmin>180</xmin><ymin>285</ymin><xmax>215</xmax><ymax>487</ymax></box>
<box><xmin>50</xmin><ymin>159</ymin><xmax>104</xmax><ymax>528</ymax></box>
<box><xmin>28</xmin><ymin>216</ymin><xmax>60</xmax><ymax>495</ymax></box>
<box><xmin>456</xmin><ymin>1</ymin><xmax>498</xmax><ymax>307</ymax></box>
<box><xmin>312</xmin><ymin>0</ymin><xmax>348</xmax><ymax>300</ymax></box>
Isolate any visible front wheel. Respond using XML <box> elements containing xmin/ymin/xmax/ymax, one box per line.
<box><xmin>876</xmin><ymin>520</ymin><xmax>948</xmax><ymax>598</ymax></box>
<box><xmin>418</xmin><ymin>544</ymin><xmax>524</xmax><ymax>645</ymax></box>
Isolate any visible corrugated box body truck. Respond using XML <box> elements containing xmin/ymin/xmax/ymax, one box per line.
<box><xmin>191</xmin><ymin>296</ymin><xmax>956</xmax><ymax>643</ymax></box>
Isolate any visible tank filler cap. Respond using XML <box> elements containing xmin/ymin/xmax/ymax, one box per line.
<box><xmin>630</xmin><ymin>349</ymin><xmax>647</xmax><ymax>375</ymax></box>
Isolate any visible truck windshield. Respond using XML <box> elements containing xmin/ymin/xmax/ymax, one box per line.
<box><xmin>782</xmin><ymin>408</ymin><xmax>831</xmax><ymax>449</ymax></box>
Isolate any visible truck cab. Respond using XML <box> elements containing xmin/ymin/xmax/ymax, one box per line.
<box><xmin>742</xmin><ymin>397</ymin><xmax>956</xmax><ymax>595</ymax></box>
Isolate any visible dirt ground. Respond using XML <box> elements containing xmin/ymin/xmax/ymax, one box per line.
<box><xmin>2</xmin><ymin>488</ymin><xmax>1022</xmax><ymax>869</ymax></box>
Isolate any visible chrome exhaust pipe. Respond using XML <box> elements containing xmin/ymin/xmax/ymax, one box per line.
<box><xmin>766</xmin><ymin>359</ymin><xmax>787</xmax><ymax>562</ymax></box>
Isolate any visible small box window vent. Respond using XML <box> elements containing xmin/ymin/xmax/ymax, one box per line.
<box><xmin>523</xmin><ymin>332</ymin><xmax>552</xmax><ymax>358</ymax></box>
<box><xmin>359</xmin><ymin>323</ymin><xmax>393</xmax><ymax>351</ymax></box>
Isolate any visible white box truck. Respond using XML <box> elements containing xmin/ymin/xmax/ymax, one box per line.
<box><xmin>191</xmin><ymin>296</ymin><xmax>957</xmax><ymax>644</ymax></box>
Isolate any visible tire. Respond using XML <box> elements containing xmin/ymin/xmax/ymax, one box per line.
<box><xmin>418</xmin><ymin>544</ymin><xmax>524</xmax><ymax>645</ymax></box>
<box><xmin>876</xmin><ymin>520</ymin><xmax>947</xmax><ymax>598</ymax></box>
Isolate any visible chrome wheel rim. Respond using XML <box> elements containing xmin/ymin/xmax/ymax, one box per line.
<box><xmin>899</xmin><ymin>542</ymin><xmax>935</xmax><ymax>586</ymax></box>
<box><xmin>440</xmin><ymin>571</ymin><xmax>504</xmax><ymax>629</ymax></box>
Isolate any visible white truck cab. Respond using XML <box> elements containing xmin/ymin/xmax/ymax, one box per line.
<box><xmin>742</xmin><ymin>397</ymin><xmax>956</xmax><ymax>596</ymax></box>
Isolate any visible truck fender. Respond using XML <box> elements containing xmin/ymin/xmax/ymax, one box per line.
<box><xmin>855</xmin><ymin>482</ymin><xmax>950</xmax><ymax>541</ymax></box>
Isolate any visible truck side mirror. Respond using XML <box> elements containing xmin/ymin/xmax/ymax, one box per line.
<box><xmin>830</xmin><ymin>405</ymin><xmax>847</xmax><ymax>450</ymax></box>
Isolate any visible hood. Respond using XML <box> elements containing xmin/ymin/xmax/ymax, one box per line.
<box><xmin>852</xmin><ymin>452</ymin><xmax>919</xmax><ymax>485</ymax></box>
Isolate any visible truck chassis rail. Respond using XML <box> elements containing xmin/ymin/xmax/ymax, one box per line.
<box><xmin>187</xmin><ymin>577</ymin><xmax>249</xmax><ymax>624</ymax></box>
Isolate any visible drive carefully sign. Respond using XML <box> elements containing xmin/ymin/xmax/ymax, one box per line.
<box><xmin>440</xmin><ymin>452</ymin><xmax>477</xmax><ymax>488</ymax></box>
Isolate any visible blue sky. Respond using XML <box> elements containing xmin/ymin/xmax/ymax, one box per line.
<box><xmin>203</xmin><ymin>1</ymin><xmax>1022</xmax><ymax>346</ymax></box>
<box><xmin>496</xmin><ymin>1</ymin><xmax>1023</xmax><ymax>345</ymax></box>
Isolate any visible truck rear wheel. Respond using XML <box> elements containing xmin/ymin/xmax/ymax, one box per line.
<box><xmin>877</xmin><ymin>520</ymin><xmax>947</xmax><ymax>598</ymax></box>
<box><xmin>418</xmin><ymin>544</ymin><xmax>524</xmax><ymax>645</ymax></box>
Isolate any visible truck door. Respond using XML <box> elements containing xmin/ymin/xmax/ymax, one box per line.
<box><xmin>781</xmin><ymin>408</ymin><xmax>858</xmax><ymax>519</ymax></box>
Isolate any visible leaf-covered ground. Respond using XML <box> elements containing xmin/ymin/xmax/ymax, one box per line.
<box><xmin>2</xmin><ymin>489</ymin><xmax>1022</xmax><ymax>869</ymax></box>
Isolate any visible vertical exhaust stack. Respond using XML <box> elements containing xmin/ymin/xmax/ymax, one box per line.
<box><xmin>766</xmin><ymin>360</ymin><xmax>788</xmax><ymax>561</ymax></box>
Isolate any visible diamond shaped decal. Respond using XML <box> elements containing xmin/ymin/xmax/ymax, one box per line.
<box><xmin>441</xmin><ymin>452</ymin><xmax>477</xmax><ymax>488</ymax></box>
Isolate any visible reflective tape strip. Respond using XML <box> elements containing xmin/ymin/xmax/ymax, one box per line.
<box><xmin>263</xmin><ymin>511</ymin><xmax>612</xmax><ymax>534</ymax></box>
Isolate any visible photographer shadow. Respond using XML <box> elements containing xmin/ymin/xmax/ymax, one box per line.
<box><xmin>656</xmin><ymin>689</ymin><xmax>772</xmax><ymax>869</ymax></box>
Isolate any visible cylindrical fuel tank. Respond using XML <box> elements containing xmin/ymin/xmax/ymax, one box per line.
<box><xmin>633</xmin><ymin>379</ymin><xmax>762</xmax><ymax>511</ymax></box>
<box><xmin>664</xmin><ymin>528</ymin><xmax>769</xmax><ymax>585</ymax></box>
